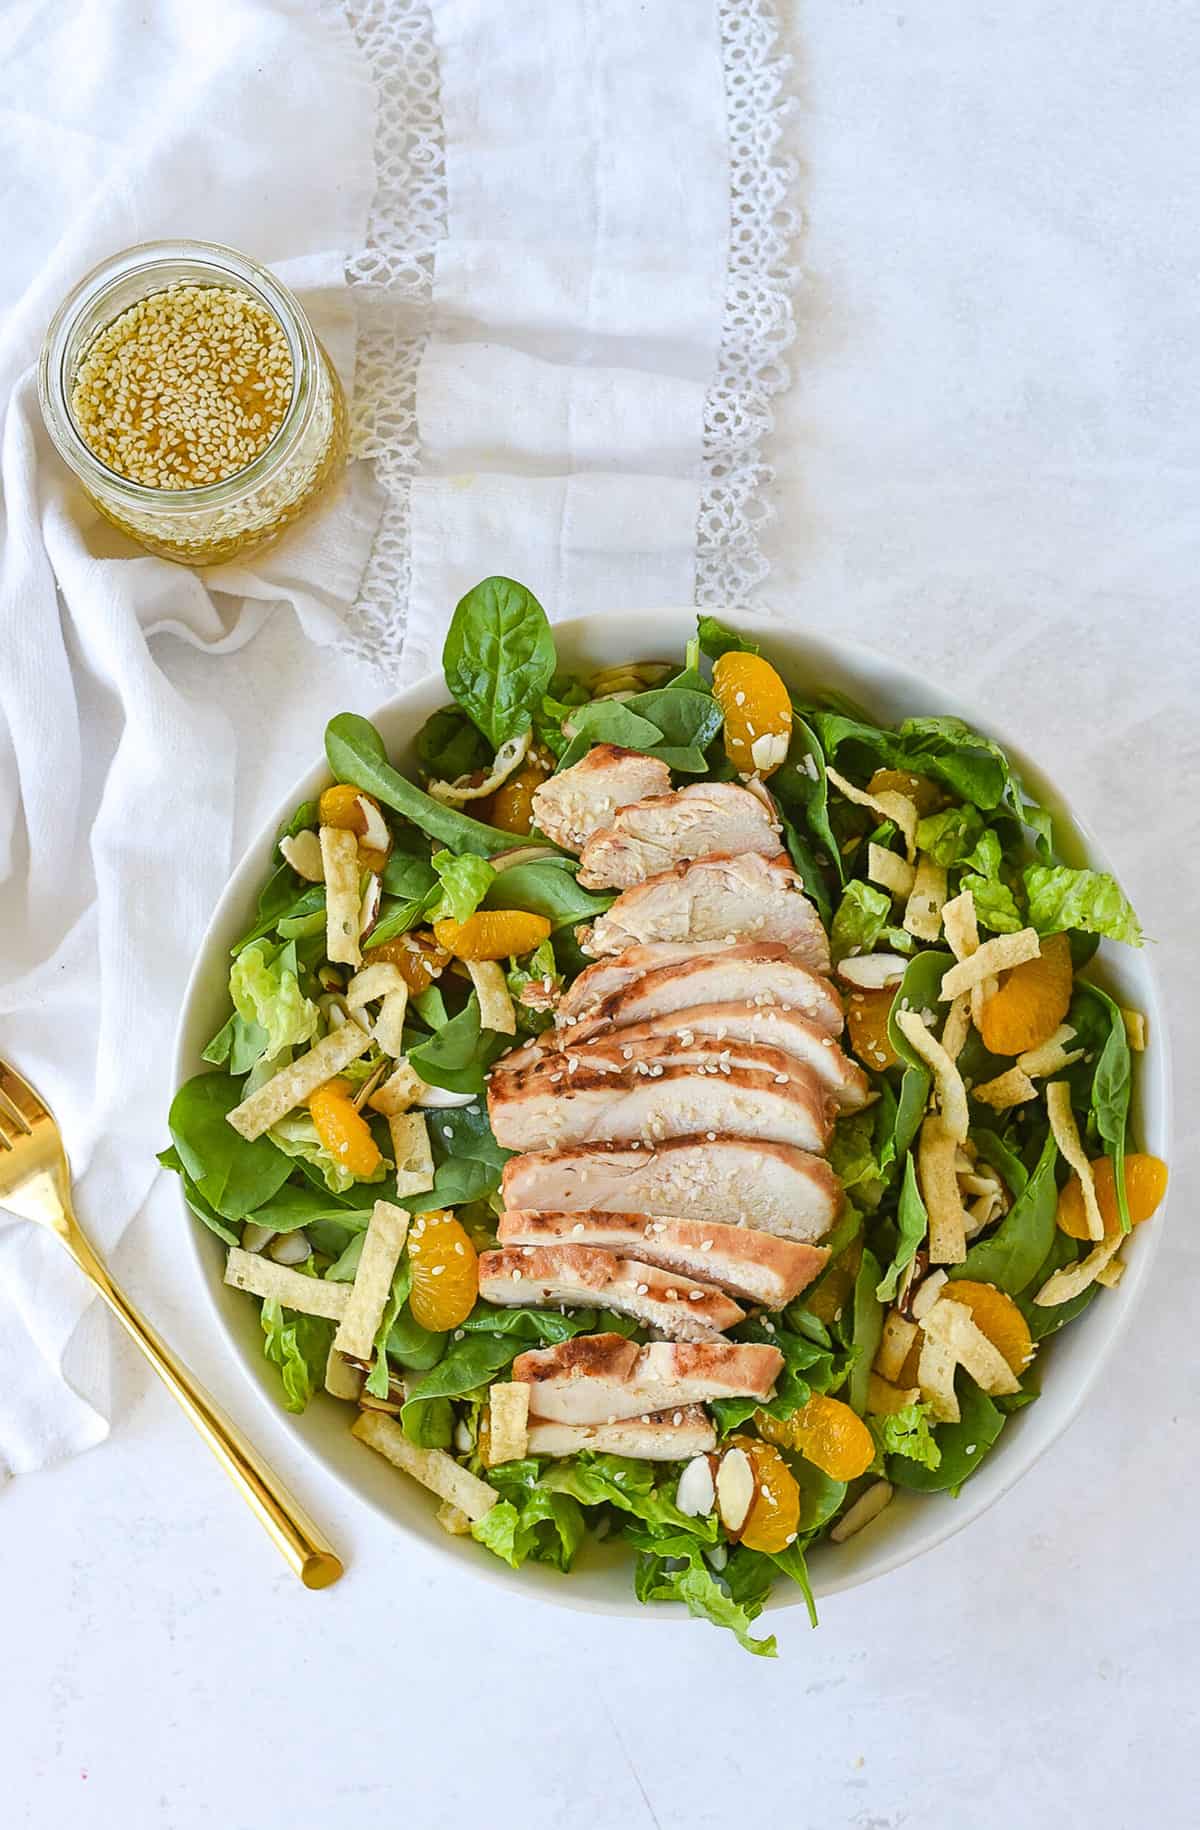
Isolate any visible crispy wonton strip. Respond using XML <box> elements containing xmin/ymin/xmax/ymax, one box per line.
<box><xmin>373</xmin><ymin>986</ymin><xmax>410</xmax><ymax>1059</ymax></box>
<box><xmin>875</xmin><ymin>1310</ymin><xmax>919</xmax><ymax>1383</ymax></box>
<box><xmin>1121</xmin><ymin>1008</ymin><xmax>1147</xmax><ymax>1051</ymax></box>
<box><xmin>972</xmin><ymin>1067</ymin><xmax>1038</xmax><ymax>1110</ymax></box>
<box><xmin>436</xmin><ymin>1501</ymin><xmax>473</xmax><ymax>1536</ymax></box>
<box><xmin>940</xmin><ymin>889</ymin><xmax>979</xmax><ymax>962</ymax></box>
<box><xmin>916</xmin><ymin>1115</ymin><xmax>968</xmax><ymax>1264</ymax></box>
<box><xmin>826</xmin><ymin>766</ymin><xmax>919</xmax><ymax>861</ymax></box>
<box><xmin>1046</xmin><ymin>1081</ymin><xmax>1104</xmax><ymax>1240</ymax></box>
<box><xmin>351</xmin><ymin>1410</ymin><xmax>499</xmax><ymax>1521</ymax></box>
<box><xmin>369</xmin><ymin>1060</ymin><xmax>426</xmax><ymax>1116</ymax></box>
<box><xmin>467</xmin><ymin>959</ymin><xmax>516</xmax><ymax>1036</ymax></box>
<box><xmin>917</xmin><ymin>1327</ymin><xmax>960</xmax><ymax>1422</ymax></box>
<box><xmin>868</xmin><ymin>842</ymin><xmax>915</xmax><ymax>900</ymax></box>
<box><xmin>1095</xmin><ymin>1256</ymin><xmax>1126</xmax><ymax>1289</ymax></box>
<box><xmin>485</xmin><ymin>1382</ymin><xmax>531</xmax><ymax>1465</ymax></box>
<box><xmin>940</xmin><ymin>929</ymin><xmax>1041</xmax><ymax>1000</ymax></box>
<box><xmin>1033</xmin><ymin>1233</ymin><xmax>1123</xmax><ymax>1306</ymax></box>
<box><xmin>226</xmin><ymin>1020</ymin><xmax>373</xmax><ymax>1140</ymax></box>
<box><xmin>942</xmin><ymin>993</ymin><xmax>972</xmax><ymax>1061</ymax></box>
<box><xmin>903</xmin><ymin>855</ymin><xmax>948</xmax><ymax>943</ymax></box>
<box><xmin>1017</xmin><ymin>1025</ymin><xmax>1083</xmax><ymax>1078</ymax></box>
<box><xmin>334</xmin><ymin>1200</ymin><xmax>411</xmax><ymax>1361</ymax></box>
<box><xmin>387</xmin><ymin>1110</ymin><xmax>435</xmax><ymax>1198</ymax></box>
<box><xmin>320</xmin><ymin>825</ymin><xmax>363</xmax><ymax>967</ymax></box>
<box><xmin>225</xmin><ymin>1247</ymin><xmax>350</xmax><ymax>1319</ymax></box>
<box><xmin>922</xmin><ymin>1297</ymin><xmax>1020</xmax><ymax>1395</ymax></box>
<box><xmin>894</xmin><ymin>1009</ymin><xmax>969</xmax><ymax>1141</ymax></box>
<box><xmin>346</xmin><ymin>962</ymin><xmax>406</xmax><ymax>1009</ymax></box>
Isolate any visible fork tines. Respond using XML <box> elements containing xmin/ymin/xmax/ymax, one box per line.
<box><xmin>0</xmin><ymin>1078</ymin><xmax>33</xmax><ymax>1150</ymax></box>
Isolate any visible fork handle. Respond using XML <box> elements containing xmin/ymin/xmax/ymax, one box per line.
<box><xmin>66</xmin><ymin>1228</ymin><xmax>344</xmax><ymax>1589</ymax></box>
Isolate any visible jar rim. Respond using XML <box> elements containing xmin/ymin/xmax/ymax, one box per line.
<box><xmin>38</xmin><ymin>238</ymin><xmax>320</xmax><ymax>512</ymax></box>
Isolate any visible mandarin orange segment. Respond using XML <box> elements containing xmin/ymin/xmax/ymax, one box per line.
<box><xmin>712</xmin><ymin>651</ymin><xmax>792</xmax><ymax>778</ymax></box>
<box><xmin>867</xmin><ymin>769</ymin><xmax>945</xmax><ymax>816</ymax></box>
<box><xmin>483</xmin><ymin>747</ymin><xmax>554</xmax><ymax>836</ymax></box>
<box><xmin>408</xmin><ymin>1210</ymin><xmax>479</xmax><ymax>1331</ymax></box>
<box><xmin>730</xmin><ymin>1436</ymin><xmax>801</xmax><ymax>1553</ymax></box>
<box><xmin>434</xmin><ymin>910</ymin><xmax>552</xmax><ymax>961</ymax></box>
<box><xmin>978</xmin><ymin>932</ymin><xmax>1072</xmax><ymax>1056</ymax></box>
<box><xmin>318</xmin><ymin>782</ymin><xmax>391</xmax><ymax>873</ymax></box>
<box><xmin>1057</xmin><ymin>1153</ymin><xmax>1169</xmax><ymax>1242</ymax></box>
<box><xmin>940</xmin><ymin>1280</ymin><xmax>1034</xmax><ymax>1374</ymax></box>
<box><xmin>308</xmin><ymin>1079</ymin><xmax>383</xmax><ymax>1180</ymax></box>
<box><xmin>787</xmin><ymin>1393</ymin><xmax>876</xmax><ymax>1481</ymax></box>
<box><xmin>803</xmin><ymin>1237</ymin><xmax>863</xmax><ymax>1327</ymax></box>
<box><xmin>846</xmin><ymin>986</ymin><xmax>900</xmax><ymax>1071</ymax></box>
<box><xmin>365</xmin><ymin>929</ymin><xmax>451</xmax><ymax>992</ymax></box>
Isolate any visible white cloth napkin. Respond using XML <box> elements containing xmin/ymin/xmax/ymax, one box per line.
<box><xmin>0</xmin><ymin>0</ymin><xmax>382</xmax><ymax>1479</ymax></box>
<box><xmin>0</xmin><ymin>0</ymin><xmax>796</xmax><ymax>1481</ymax></box>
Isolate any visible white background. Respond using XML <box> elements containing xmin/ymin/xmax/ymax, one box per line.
<box><xmin>5</xmin><ymin>2</ymin><xmax>1199</xmax><ymax>1825</ymax></box>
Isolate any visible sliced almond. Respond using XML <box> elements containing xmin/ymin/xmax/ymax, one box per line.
<box><xmin>676</xmin><ymin>1454</ymin><xmax>717</xmax><ymax>1518</ymax></box>
<box><xmin>910</xmin><ymin>1268</ymin><xmax>948</xmax><ymax>1321</ymax></box>
<box><xmin>280</xmin><ymin>829</ymin><xmax>324</xmax><ymax>882</ymax></box>
<box><xmin>715</xmin><ymin>1445</ymin><xmax>756</xmax><ymax>1535</ymax></box>
<box><xmin>355</xmin><ymin>794</ymin><xmax>392</xmax><ymax>855</ymax></box>
<box><xmin>830</xmin><ymin>1479</ymin><xmax>894</xmax><ymax>1542</ymax></box>
<box><xmin>836</xmin><ymin>952</ymin><xmax>908</xmax><ymax>991</ymax></box>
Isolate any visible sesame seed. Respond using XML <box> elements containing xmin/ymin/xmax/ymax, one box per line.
<box><xmin>673</xmin><ymin>1411</ymin><xmax>683</xmax><ymax>1425</ymax></box>
<box><xmin>430</xmin><ymin>1264</ymin><xmax>445</xmax><ymax>1277</ymax></box>
<box><xmin>510</xmin><ymin>1269</ymin><xmax>522</xmax><ymax>1282</ymax></box>
<box><xmin>636</xmin><ymin>1283</ymin><xmax>649</xmax><ymax>1295</ymax></box>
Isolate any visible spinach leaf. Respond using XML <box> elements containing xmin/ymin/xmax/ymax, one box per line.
<box><xmin>400</xmin><ymin>1333</ymin><xmax>524</xmax><ymax>1437</ymax></box>
<box><xmin>483</xmin><ymin>859</ymin><xmax>613</xmax><ymax>929</ymax></box>
<box><xmin>381</xmin><ymin>851</ymin><xmax>438</xmax><ymax>900</ymax></box>
<box><xmin>714</xmin><ymin>1320</ymin><xmax>839</xmax><ymax>1432</ymax></box>
<box><xmin>442</xmin><ymin>577</ymin><xmax>557</xmax><ymax>748</ymax></box>
<box><xmin>792</xmin><ymin>1461</ymin><xmax>847</xmax><ymax>1533</ymax></box>
<box><xmin>949</xmin><ymin>1125</ymin><xmax>1058</xmax><ymax>1294</ymax></box>
<box><xmin>407</xmin><ymin>996</ymin><xmax>511</xmax><ymax>1095</ymax></box>
<box><xmin>243</xmin><ymin>1181</ymin><xmax>376</xmax><ymax>1234</ymax></box>
<box><xmin>888</xmin><ymin>1376</ymin><xmax>1004</xmax><ymax>1494</ymax></box>
<box><xmin>696</xmin><ymin>615</ymin><xmax>758</xmax><ymax>659</ymax></box>
<box><xmin>971</xmin><ymin>1127</ymin><xmax>1030</xmax><ymax>1199</ymax></box>
<box><xmin>457</xmin><ymin>1304</ymin><xmax>612</xmax><ymax>1343</ymax></box>
<box><xmin>560</xmin><ymin>699</ymin><xmax>665</xmax><ymax>756</ymax></box>
<box><xmin>889</xmin><ymin>1065</ymin><xmax>931</xmax><ymax>1167</ymax></box>
<box><xmin>848</xmin><ymin>1248</ymin><xmax>884</xmax><ymax>1414</ymax></box>
<box><xmin>325</xmin><ymin>714</ymin><xmax>516</xmax><ymax>857</ymax></box>
<box><xmin>167</xmin><ymin>1073</ymin><xmax>293</xmax><ymax>1222</ymax></box>
<box><xmin>158</xmin><ymin>1145</ymin><xmax>242</xmax><ymax>1246</ymax></box>
<box><xmin>772</xmin><ymin>711</ymin><xmax>845</xmax><ymax>891</ymax></box>
<box><xmin>1077</xmin><ymin>983</ymin><xmax>1133</xmax><ymax>1231</ymax></box>
<box><xmin>201</xmin><ymin>1011</ymin><xmax>267</xmax><ymax>1077</ymax></box>
<box><xmin>888</xmin><ymin>951</ymin><xmax>953</xmax><ymax>1066</ymax></box>
<box><xmin>415</xmin><ymin>705</ymin><xmax>491</xmax><ymax>782</ymax></box>
<box><xmin>386</xmin><ymin>1306</ymin><xmax>448</xmax><ymax>1370</ymax></box>
<box><xmin>414</xmin><ymin>1101</ymin><xmax>511</xmax><ymax>1211</ymax></box>
<box><xmin>876</xmin><ymin>1155</ymin><xmax>928</xmax><ymax>1301</ymax></box>
<box><xmin>619</xmin><ymin>685</ymin><xmax>723</xmax><ymax>752</ymax></box>
<box><xmin>1024</xmin><ymin>866</ymin><xmax>1142</xmax><ymax>947</ymax></box>
<box><xmin>1019</xmin><ymin>1232</ymin><xmax>1100</xmax><ymax>1340</ymax></box>
<box><xmin>229</xmin><ymin>860</ymin><xmax>310</xmax><ymax>957</ymax></box>
<box><xmin>778</xmin><ymin>811</ymin><xmax>832</xmax><ymax>925</ymax></box>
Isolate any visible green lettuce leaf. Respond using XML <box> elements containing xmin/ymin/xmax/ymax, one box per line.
<box><xmin>830</xmin><ymin>880</ymin><xmax>892</xmax><ymax>963</ymax></box>
<box><xmin>960</xmin><ymin>831</ymin><xmax>1024</xmax><ymax>933</ymax></box>
<box><xmin>875</xmin><ymin>1154</ymin><xmax>928</xmax><ymax>1301</ymax></box>
<box><xmin>633</xmin><ymin>1551</ymin><xmax>777</xmax><ymax>1656</ymax></box>
<box><xmin>870</xmin><ymin>1401</ymin><xmax>941</xmax><ymax>1470</ymax></box>
<box><xmin>829</xmin><ymin>1111</ymin><xmax>888</xmax><ymax>1213</ymax></box>
<box><xmin>430</xmin><ymin>849</ymin><xmax>497</xmax><ymax>924</ymax></box>
<box><xmin>915</xmin><ymin>805</ymin><xmax>984</xmax><ymax>866</ymax></box>
<box><xmin>541</xmin><ymin>1454</ymin><xmax>718</xmax><ymax>1538</ymax></box>
<box><xmin>227</xmin><ymin>938</ymin><xmax>319</xmax><ymax>1065</ymax></box>
<box><xmin>260</xmin><ymin>1295</ymin><xmax>334</xmax><ymax>1414</ymax></box>
<box><xmin>471</xmin><ymin>1475</ymin><xmax>586</xmax><ymax>1572</ymax></box>
<box><xmin>1024</xmin><ymin>866</ymin><xmax>1142</xmax><ymax>946</ymax></box>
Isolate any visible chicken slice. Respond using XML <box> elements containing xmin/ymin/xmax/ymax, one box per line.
<box><xmin>585</xmin><ymin>1001</ymin><xmax>870</xmax><ymax>1111</ymax></box>
<box><xmin>577</xmin><ymin>781</ymin><xmax>782</xmax><ymax>890</ymax></box>
<box><xmin>531</xmin><ymin>745</ymin><xmax>671</xmax><ymax>854</ymax></box>
<box><xmin>583</xmin><ymin>852</ymin><xmax>830</xmax><ymax>971</ymax></box>
<box><xmin>512</xmin><ymin>1333</ymin><xmax>783</xmax><ymax>1424</ymax></box>
<box><xmin>557</xmin><ymin>940</ymin><xmax>739</xmax><ymax>1019</ymax></box>
<box><xmin>500</xmin><ymin>1137</ymin><xmax>840</xmax><ymax>1242</ymax></box>
<box><xmin>478</xmin><ymin>1245</ymin><xmax>744</xmax><ymax>1341</ymax></box>
<box><xmin>560</xmin><ymin>947</ymin><xmax>843</xmax><ymax>1045</ymax></box>
<box><xmin>526</xmin><ymin>1407</ymin><xmax>716</xmax><ymax>1460</ymax></box>
<box><xmin>491</xmin><ymin>1032</ymin><xmax>810</xmax><ymax>1099</ymax></box>
<box><xmin>498</xmin><ymin>1211</ymin><xmax>829</xmax><ymax>1308</ymax></box>
<box><xmin>488</xmin><ymin>1060</ymin><xmax>835</xmax><ymax>1155</ymax></box>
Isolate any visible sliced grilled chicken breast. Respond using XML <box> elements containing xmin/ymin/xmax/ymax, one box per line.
<box><xmin>584</xmin><ymin>852</ymin><xmax>830</xmax><ymax>970</ymax></box>
<box><xmin>478</xmin><ymin>1245</ymin><xmax>744</xmax><ymax>1341</ymax></box>
<box><xmin>585</xmin><ymin>1002</ymin><xmax>870</xmax><ymax>1110</ymax></box>
<box><xmin>560</xmin><ymin>948</ymin><xmax>843</xmax><ymax>1045</ymax></box>
<box><xmin>531</xmin><ymin>745</ymin><xmax>671</xmax><ymax>854</ymax></box>
<box><xmin>500</xmin><ymin>1137</ymin><xmax>841</xmax><ymax>1241</ymax></box>
<box><xmin>526</xmin><ymin>1407</ymin><xmax>716</xmax><ymax>1460</ymax></box>
<box><xmin>491</xmin><ymin>1032</ymin><xmax>811</xmax><ymax>1100</ymax></box>
<box><xmin>488</xmin><ymin>1060</ymin><xmax>834</xmax><ymax>1155</ymax></box>
<box><xmin>577</xmin><ymin>781</ymin><xmax>782</xmax><ymax>890</ymax></box>
<box><xmin>557</xmin><ymin>939</ymin><xmax>741</xmax><ymax>1020</ymax></box>
<box><xmin>498</xmin><ymin>1211</ymin><xmax>829</xmax><ymax>1308</ymax></box>
<box><xmin>512</xmin><ymin>1333</ymin><xmax>783</xmax><ymax>1423</ymax></box>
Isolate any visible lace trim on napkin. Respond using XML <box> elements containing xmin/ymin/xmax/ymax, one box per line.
<box><xmin>339</xmin><ymin>0</ymin><xmax>798</xmax><ymax>666</ymax></box>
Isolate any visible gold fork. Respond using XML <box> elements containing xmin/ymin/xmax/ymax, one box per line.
<box><xmin>0</xmin><ymin>1056</ymin><xmax>343</xmax><ymax>1588</ymax></box>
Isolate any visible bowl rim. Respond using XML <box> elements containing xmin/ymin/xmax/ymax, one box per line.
<box><xmin>171</xmin><ymin>609</ymin><xmax>1172</xmax><ymax>1620</ymax></box>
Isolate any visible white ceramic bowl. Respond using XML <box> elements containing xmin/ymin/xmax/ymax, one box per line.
<box><xmin>174</xmin><ymin>612</ymin><xmax>1171</xmax><ymax>1617</ymax></box>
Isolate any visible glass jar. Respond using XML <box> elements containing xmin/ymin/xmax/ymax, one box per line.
<box><xmin>39</xmin><ymin>239</ymin><xmax>348</xmax><ymax>567</ymax></box>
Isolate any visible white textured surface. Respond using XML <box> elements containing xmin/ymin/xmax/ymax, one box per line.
<box><xmin>6</xmin><ymin>4</ymin><xmax>1200</xmax><ymax>1827</ymax></box>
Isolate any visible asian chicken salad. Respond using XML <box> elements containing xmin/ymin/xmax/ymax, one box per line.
<box><xmin>163</xmin><ymin>578</ymin><xmax>1166</xmax><ymax>1655</ymax></box>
